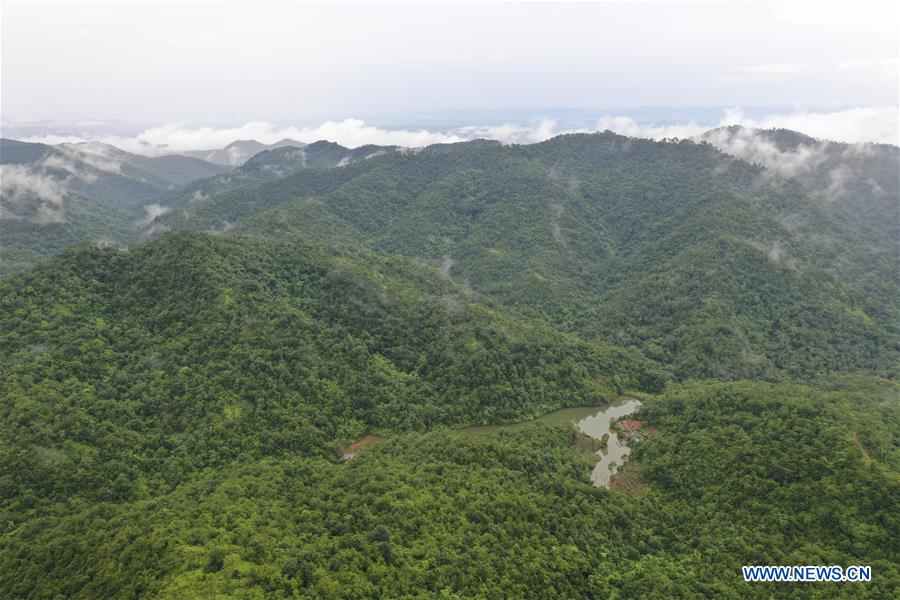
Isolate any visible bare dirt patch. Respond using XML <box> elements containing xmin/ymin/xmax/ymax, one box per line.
<box><xmin>608</xmin><ymin>462</ymin><xmax>646</xmax><ymax>497</ymax></box>
<box><xmin>341</xmin><ymin>434</ymin><xmax>385</xmax><ymax>460</ymax></box>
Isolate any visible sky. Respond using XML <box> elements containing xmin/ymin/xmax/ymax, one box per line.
<box><xmin>1</xmin><ymin>1</ymin><xmax>898</xmax><ymax>150</ymax></box>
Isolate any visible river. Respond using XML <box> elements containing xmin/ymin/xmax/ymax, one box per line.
<box><xmin>453</xmin><ymin>396</ymin><xmax>643</xmax><ymax>487</ymax></box>
<box><xmin>575</xmin><ymin>396</ymin><xmax>642</xmax><ymax>487</ymax></box>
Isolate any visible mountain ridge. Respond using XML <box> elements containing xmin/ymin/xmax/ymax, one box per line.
<box><xmin>150</xmin><ymin>130</ymin><xmax>899</xmax><ymax>381</ymax></box>
<box><xmin>180</xmin><ymin>138</ymin><xmax>307</xmax><ymax>166</ymax></box>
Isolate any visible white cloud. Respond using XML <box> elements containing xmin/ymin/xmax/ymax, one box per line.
<box><xmin>700</xmin><ymin>124</ymin><xmax>828</xmax><ymax>178</ymax></box>
<box><xmin>18</xmin><ymin>120</ymin><xmax>465</xmax><ymax>156</ymax></box>
<box><xmin>836</xmin><ymin>58</ymin><xmax>898</xmax><ymax>71</ymax></box>
<box><xmin>595</xmin><ymin>107</ymin><xmax>899</xmax><ymax>146</ymax></box>
<box><xmin>138</xmin><ymin>203</ymin><xmax>172</xmax><ymax>226</ymax></box>
<box><xmin>594</xmin><ymin>116</ymin><xmax>707</xmax><ymax>141</ymax></box>
<box><xmin>723</xmin><ymin>107</ymin><xmax>899</xmax><ymax>145</ymax></box>
<box><xmin>0</xmin><ymin>164</ymin><xmax>67</xmax><ymax>223</ymax></box>
<box><xmin>58</xmin><ymin>143</ymin><xmax>123</xmax><ymax>173</ymax></box>
<box><xmin>737</xmin><ymin>63</ymin><xmax>811</xmax><ymax>74</ymax></box>
<box><xmin>11</xmin><ymin>107</ymin><xmax>898</xmax><ymax>167</ymax></box>
<box><xmin>0</xmin><ymin>143</ymin><xmax>132</xmax><ymax>225</ymax></box>
<box><xmin>455</xmin><ymin>118</ymin><xmax>561</xmax><ymax>145</ymax></box>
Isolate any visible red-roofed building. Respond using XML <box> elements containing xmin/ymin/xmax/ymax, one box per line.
<box><xmin>618</xmin><ymin>418</ymin><xmax>661</xmax><ymax>442</ymax></box>
<box><xmin>620</xmin><ymin>419</ymin><xmax>643</xmax><ymax>436</ymax></box>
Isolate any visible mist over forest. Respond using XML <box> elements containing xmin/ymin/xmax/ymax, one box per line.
<box><xmin>1</xmin><ymin>1</ymin><xmax>898</xmax><ymax>598</ymax></box>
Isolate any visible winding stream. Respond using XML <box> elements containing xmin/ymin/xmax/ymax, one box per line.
<box><xmin>575</xmin><ymin>396</ymin><xmax>643</xmax><ymax>487</ymax></box>
<box><xmin>345</xmin><ymin>397</ymin><xmax>643</xmax><ymax>487</ymax></box>
<box><xmin>452</xmin><ymin>396</ymin><xmax>643</xmax><ymax>487</ymax></box>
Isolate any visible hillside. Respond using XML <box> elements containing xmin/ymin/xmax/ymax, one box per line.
<box><xmin>1</xmin><ymin>131</ymin><xmax>898</xmax><ymax>599</ymax></box>
<box><xmin>0</xmin><ymin>138</ymin><xmax>229</xmax><ymax>274</ymax></box>
<box><xmin>2</xmin><ymin>366</ymin><xmax>896</xmax><ymax>597</ymax></box>
<box><xmin>1</xmin><ymin>139</ymin><xmax>229</xmax><ymax>195</ymax></box>
<box><xmin>181</xmin><ymin>138</ymin><xmax>307</xmax><ymax>166</ymax></box>
<box><xmin>701</xmin><ymin>126</ymin><xmax>900</xmax><ymax>243</ymax></box>
<box><xmin>0</xmin><ymin>231</ymin><xmax>662</xmax><ymax>506</ymax></box>
<box><xmin>156</xmin><ymin>132</ymin><xmax>900</xmax><ymax>381</ymax></box>
<box><xmin>142</xmin><ymin>140</ymin><xmax>399</xmax><ymax>235</ymax></box>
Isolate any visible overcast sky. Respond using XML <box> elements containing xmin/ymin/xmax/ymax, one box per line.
<box><xmin>2</xmin><ymin>1</ymin><xmax>898</xmax><ymax>148</ymax></box>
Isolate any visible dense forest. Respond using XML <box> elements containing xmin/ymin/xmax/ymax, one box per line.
<box><xmin>0</xmin><ymin>232</ymin><xmax>662</xmax><ymax>509</ymax></box>
<box><xmin>0</xmin><ymin>138</ymin><xmax>229</xmax><ymax>274</ymax></box>
<box><xmin>157</xmin><ymin>132</ymin><xmax>900</xmax><ymax>382</ymax></box>
<box><xmin>1</xmin><ymin>129</ymin><xmax>898</xmax><ymax>598</ymax></box>
<box><xmin>2</xmin><ymin>377</ymin><xmax>896</xmax><ymax>598</ymax></box>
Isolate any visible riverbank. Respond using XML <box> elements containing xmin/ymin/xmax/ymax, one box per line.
<box><xmin>341</xmin><ymin>396</ymin><xmax>645</xmax><ymax>489</ymax></box>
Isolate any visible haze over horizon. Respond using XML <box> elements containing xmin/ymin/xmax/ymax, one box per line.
<box><xmin>2</xmin><ymin>1</ymin><xmax>898</xmax><ymax>151</ymax></box>
<box><xmin>3</xmin><ymin>4</ymin><xmax>900</xmax><ymax>598</ymax></box>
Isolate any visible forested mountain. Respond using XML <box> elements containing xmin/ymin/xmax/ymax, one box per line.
<box><xmin>0</xmin><ymin>138</ymin><xmax>228</xmax><ymax>274</ymax></box>
<box><xmin>2</xmin><ymin>342</ymin><xmax>896</xmax><ymax>597</ymax></box>
<box><xmin>0</xmin><ymin>231</ymin><xmax>659</xmax><ymax>502</ymax></box>
<box><xmin>702</xmin><ymin>126</ymin><xmax>900</xmax><ymax>243</ymax></box>
<box><xmin>181</xmin><ymin>138</ymin><xmax>307</xmax><ymax>166</ymax></box>
<box><xmin>0</xmin><ymin>137</ymin><xmax>403</xmax><ymax>274</ymax></box>
<box><xmin>154</xmin><ymin>132</ymin><xmax>900</xmax><ymax>382</ymax></box>
<box><xmin>1</xmin><ymin>139</ymin><xmax>229</xmax><ymax>195</ymax></box>
<box><xmin>1</xmin><ymin>129</ymin><xmax>898</xmax><ymax>598</ymax></box>
<box><xmin>143</xmin><ymin>140</ymin><xmax>398</xmax><ymax>236</ymax></box>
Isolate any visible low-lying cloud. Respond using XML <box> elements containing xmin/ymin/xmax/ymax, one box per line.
<box><xmin>0</xmin><ymin>143</ymin><xmax>130</xmax><ymax>224</ymax></box>
<box><xmin>20</xmin><ymin>120</ymin><xmax>466</xmax><ymax>156</ymax></box>
<box><xmin>596</xmin><ymin>107</ymin><xmax>899</xmax><ymax>146</ymax></box>
<box><xmin>0</xmin><ymin>164</ymin><xmax>67</xmax><ymax>223</ymax></box>
<box><xmin>721</xmin><ymin>107</ymin><xmax>898</xmax><ymax>145</ymax></box>
<box><xmin>700</xmin><ymin>125</ymin><xmax>827</xmax><ymax>178</ymax></box>
<box><xmin>9</xmin><ymin>107</ymin><xmax>897</xmax><ymax>163</ymax></box>
<box><xmin>138</xmin><ymin>203</ymin><xmax>172</xmax><ymax>226</ymax></box>
<box><xmin>37</xmin><ymin>144</ymin><xmax>124</xmax><ymax>184</ymax></box>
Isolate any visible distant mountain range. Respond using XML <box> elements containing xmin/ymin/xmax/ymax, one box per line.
<box><xmin>142</xmin><ymin>140</ymin><xmax>399</xmax><ymax>235</ymax></box>
<box><xmin>3</xmin><ymin>128</ymin><xmax>898</xmax><ymax>383</ymax></box>
<box><xmin>2</xmin><ymin>124</ymin><xmax>898</xmax><ymax>598</ymax></box>
<box><xmin>700</xmin><ymin>126</ymin><xmax>899</xmax><ymax>242</ymax></box>
<box><xmin>1</xmin><ymin>138</ymin><xmax>229</xmax><ymax>198</ymax></box>
<box><xmin>0</xmin><ymin>137</ymin><xmax>401</xmax><ymax>270</ymax></box>
<box><xmin>180</xmin><ymin>138</ymin><xmax>307</xmax><ymax>166</ymax></box>
<box><xmin>150</xmin><ymin>129</ymin><xmax>899</xmax><ymax>382</ymax></box>
<box><xmin>1</xmin><ymin>138</ymin><xmax>231</xmax><ymax>271</ymax></box>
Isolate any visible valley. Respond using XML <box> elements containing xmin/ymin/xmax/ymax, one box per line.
<box><xmin>1</xmin><ymin>128</ymin><xmax>897</xmax><ymax>599</ymax></box>
<box><xmin>4</xmin><ymin>2</ymin><xmax>898</xmax><ymax>597</ymax></box>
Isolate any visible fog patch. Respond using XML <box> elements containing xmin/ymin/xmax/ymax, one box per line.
<box><xmin>139</xmin><ymin>203</ymin><xmax>172</xmax><ymax>226</ymax></box>
<box><xmin>40</xmin><ymin>153</ymin><xmax>98</xmax><ymax>182</ymax></box>
<box><xmin>0</xmin><ymin>164</ymin><xmax>67</xmax><ymax>223</ymax></box>
<box><xmin>0</xmin><ymin>141</ymin><xmax>134</xmax><ymax>224</ymax></box>
<box><xmin>206</xmin><ymin>220</ymin><xmax>236</xmax><ymax>235</ymax></box>
<box><xmin>595</xmin><ymin>116</ymin><xmax>707</xmax><ymax>140</ymax></box>
<box><xmin>57</xmin><ymin>144</ymin><xmax>123</xmax><ymax>174</ymax></box>
<box><xmin>706</xmin><ymin>127</ymin><xmax>828</xmax><ymax>178</ymax></box>
<box><xmin>39</xmin><ymin>144</ymin><xmax>123</xmax><ymax>184</ymax></box>
<box><xmin>767</xmin><ymin>240</ymin><xmax>784</xmax><ymax>263</ymax></box>
<box><xmin>439</xmin><ymin>254</ymin><xmax>455</xmax><ymax>279</ymax></box>
<box><xmin>440</xmin><ymin>293</ymin><xmax>467</xmax><ymax>314</ymax></box>
<box><xmin>746</xmin><ymin>238</ymin><xmax>798</xmax><ymax>270</ymax></box>
<box><xmin>816</xmin><ymin>165</ymin><xmax>853</xmax><ymax>203</ymax></box>
<box><xmin>550</xmin><ymin>203</ymin><xmax>566</xmax><ymax>246</ymax></box>
<box><xmin>93</xmin><ymin>237</ymin><xmax>125</xmax><ymax>249</ymax></box>
<box><xmin>456</xmin><ymin>118</ymin><xmax>560</xmax><ymax>145</ymax></box>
